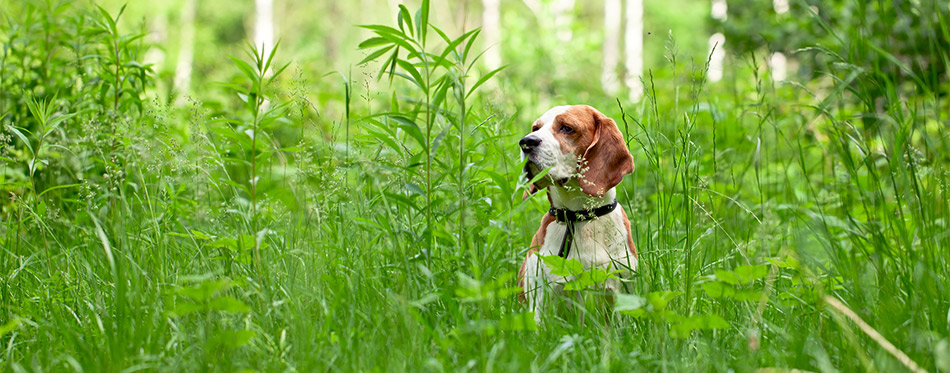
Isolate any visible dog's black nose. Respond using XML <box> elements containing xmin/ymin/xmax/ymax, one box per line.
<box><xmin>520</xmin><ymin>135</ymin><xmax>542</xmax><ymax>152</ymax></box>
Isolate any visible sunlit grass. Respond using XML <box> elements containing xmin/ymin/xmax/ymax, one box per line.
<box><xmin>1</xmin><ymin>0</ymin><xmax>948</xmax><ymax>371</ymax></box>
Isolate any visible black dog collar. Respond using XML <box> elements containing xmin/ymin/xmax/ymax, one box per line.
<box><xmin>549</xmin><ymin>200</ymin><xmax>618</xmax><ymax>258</ymax></box>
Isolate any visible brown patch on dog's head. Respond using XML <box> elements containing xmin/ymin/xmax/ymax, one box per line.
<box><xmin>553</xmin><ymin>106</ymin><xmax>633</xmax><ymax>196</ymax></box>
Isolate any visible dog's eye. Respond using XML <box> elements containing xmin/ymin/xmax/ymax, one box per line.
<box><xmin>559</xmin><ymin>125</ymin><xmax>575</xmax><ymax>134</ymax></box>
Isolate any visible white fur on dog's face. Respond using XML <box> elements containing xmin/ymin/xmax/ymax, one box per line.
<box><xmin>521</xmin><ymin>105</ymin><xmax>579</xmax><ymax>182</ymax></box>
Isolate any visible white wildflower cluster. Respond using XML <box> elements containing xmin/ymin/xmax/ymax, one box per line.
<box><xmin>292</xmin><ymin>140</ymin><xmax>316</xmax><ymax>185</ymax></box>
<box><xmin>104</xmin><ymin>154</ymin><xmax>126</xmax><ymax>193</ymax></box>
<box><xmin>80</xmin><ymin>179</ymin><xmax>101</xmax><ymax>210</ymax></box>
<box><xmin>0</xmin><ymin>126</ymin><xmax>12</xmax><ymax>157</ymax></box>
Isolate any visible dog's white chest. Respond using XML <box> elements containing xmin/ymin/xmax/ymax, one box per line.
<box><xmin>534</xmin><ymin>209</ymin><xmax>637</xmax><ymax>287</ymax></box>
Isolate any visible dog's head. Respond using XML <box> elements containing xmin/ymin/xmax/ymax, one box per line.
<box><xmin>520</xmin><ymin>105</ymin><xmax>633</xmax><ymax>197</ymax></box>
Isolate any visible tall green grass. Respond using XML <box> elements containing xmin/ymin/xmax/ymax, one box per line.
<box><xmin>1</xmin><ymin>0</ymin><xmax>948</xmax><ymax>371</ymax></box>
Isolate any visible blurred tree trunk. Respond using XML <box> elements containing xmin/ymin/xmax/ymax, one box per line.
<box><xmin>255</xmin><ymin>0</ymin><xmax>274</xmax><ymax>52</ymax></box>
<box><xmin>552</xmin><ymin>0</ymin><xmax>574</xmax><ymax>42</ymax></box>
<box><xmin>481</xmin><ymin>0</ymin><xmax>501</xmax><ymax>70</ymax></box>
<box><xmin>708</xmin><ymin>0</ymin><xmax>727</xmax><ymax>82</ymax></box>
<box><xmin>602</xmin><ymin>0</ymin><xmax>621</xmax><ymax>94</ymax></box>
<box><xmin>173</xmin><ymin>0</ymin><xmax>196</xmax><ymax>99</ymax></box>
<box><xmin>770</xmin><ymin>0</ymin><xmax>788</xmax><ymax>81</ymax></box>
<box><xmin>144</xmin><ymin>5</ymin><xmax>168</xmax><ymax>72</ymax></box>
<box><xmin>325</xmin><ymin>2</ymin><xmax>339</xmax><ymax>62</ymax></box>
<box><xmin>624</xmin><ymin>0</ymin><xmax>643</xmax><ymax>102</ymax></box>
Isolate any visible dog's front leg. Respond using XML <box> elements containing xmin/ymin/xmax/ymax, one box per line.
<box><xmin>522</xmin><ymin>252</ymin><xmax>546</xmax><ymax>324</ymax></box>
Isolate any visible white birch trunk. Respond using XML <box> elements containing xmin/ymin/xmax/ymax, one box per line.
<box><xmin>708</xmin><ymin>0</ymin><xmax>727</xmax><ymax>83</ymax></box>
<box><xmin>481</xmin><ymin>0</ymin><xmax>501</xmax><ymax>70</ymax></box>
<box><xmin>770</xmin><ymin>0</ymin><xmax>788</xmax><ymax>82</ymax></box>
<box><xmin>624</xmin><ymin>0</ymin><xmax>643</xmax><ymax>102</ymax></box>
<box><xmin>254</xmin><ymin>0</ymin><xmax>275</xmax><ymax>53</ymax></box>
<box><xmin>173</xmin><ymin>0</ymin><xmax>196</xmax><ymax>98</ymax></box>
<box><xmin>143</xmin><ymin>6</ymin><xmax>168</xmax><ymax>73</ymax></box>
<box><xmin>601</xmin><ymin>0</ymin><xmax>622</xmax><ymax>94</ymax></box>
<box><xmin>769</xmin><ymin>52</ymin><xmax>787</xmax><ymax>81</ymax></box>
<box><xmin>552</xmin><ymin>0</ymin><xmax>575</xmax><ymax>42</ymax></box>
<box><xmin>707</xmin><ymin>33</ymin><xmax>725</xmax><ymax>82</ymax></box>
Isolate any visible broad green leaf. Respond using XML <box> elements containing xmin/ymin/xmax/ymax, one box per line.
<box><xmin>170</xmin><ymin>301</ymin><xmax>205</xmax><ymax>317</ymax></box>
<box><xmin>702</xmin><ymin>281</ymin><xmax>735</xmax><ymax>299</ymax></box>
<box><xmin>177</xmin><ymin>278</ymin><xmax>233</xmax><ymax>301</ymax></box>
<box><xmin>671</xmin><ymin>314</ymin><xmax>730</xmax><ymax>338</ymax></box>
<box><xmin>614</xmin><ymin>293</ymin><xmax>647</xmax><ymax>313</ymax></box>
<box><xmin>540</xmin><ymin>255</ymin><xmax>583</xmax><ymax>277</ymax></box>
<box><xmin>646</xmin><ymin>291</ymin><xmax>683</xmax><ymax>311</ymax></box>
<box><xmin>714</xmin><ymin>269</ymin><xmax>740</xmax><ymax>285</ymax></box>
<box><xmin>207</xmin><ymin>296</ymin><xmax>250</xmax><ymax>313</ymax></box>
<box><xmin>734</xmin><ymin>264</ymin><xmax>768</xmax><ymax>284</ymax></box>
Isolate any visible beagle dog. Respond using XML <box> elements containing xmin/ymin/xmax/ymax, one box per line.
<box><xmin>517</xmin><ymin>105</ymin><xmax>637</xmax><ymax>320</ymax></box>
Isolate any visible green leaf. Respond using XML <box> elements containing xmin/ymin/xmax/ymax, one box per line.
<box><xmin>389</xmin><ymin>115</ymin><xmax>426</xmax><ymax>148</ymax></box>
<box><xmin>394</xmin><ymin>58</ymin><xmax>424</xmax><ymax>88</ymax></box>
<box><xmin>646</xmin><ymin>291</ymin><xmax>683</xmax><ymax>312</ymax></box>
<box><xmin>702</xmin><ymin>281</ymin><xmax>735</xmax><ymax>299</ymax></box>
<box><xmin>419</xmin><ymin>0</ymin><xmax>429</xmax><ymax>43</ymax></box>
<box><xmin>397</xmin><ymin>5</ymin><xmax>414</xmax><ymax>37</ymax></box>
<box><xmin>383</xmin><ymin>192</ymin><xmax>420</xmax><ymax>211</ymax></box>
<box><xmin>437</xmin><ymin>28</ymin><xmax>479</xmax><ymax>65</ymax></box>
<box><xmin>462</xmin><ymin>29</ymin><xmax>482</xmax><ymax>62</ymax></box>
<box><xmin>732</xmin><ymin>289</ymin><xmax>762</xmax><ymax>302</ymax></box>
<box><xmin>230</xmin><ymin>56</ymin><xmax>259</xmax><ymax>87</ymax></box>
<box><xmin>614</xmin><ymin>294</ymin><xmax>647</xmax><ymax>313</ymax></box>
<box><xmin>499</xmin><ymin>312</ymin><xmax>537</xmax><ymax>331</ymax></box>
<box><xmin>766</xmin><ymin>255</ymin><xmax>800</xmax><ymax>270</ymax></box>
<box><xmin>207</xmin><ymin>296</ymin><xmax>251</xmax><ymax>313</ymax></box>
<box><xmin>565</xmin><ymin>268</ymin><xmax>617</xmax><ymax>290</ymax></box>
<box><xmin>5</xmin><ymin>125</ymin><xmax>33</xmax><ymax>155</ymax></box>
<box><xmin>466</xmin><ymin>65</ymin><xmax>506</xmax><ymax>99</ymax></box>
<box><xmin>358</xmin><ymin>25</ymin><xmax>418</xmax><ymax>54</ymax></box>
<box><xmin>38</xmin><ymin>183</ymin><xmax>80</xmax><ymax>197</ymax></box>
<box><xmin>359</xmin><ymin>37</ymin><xmax>390</xmax><ymax>49</ymax></box>
<box><xmin>714</xmin><ymin>269</ymin><xmax>740</xmax><ymax>285</ymax></box>
<box><xmin>170</xmin><ymin>301</ymin><xmax>205</xmax><ymax>317</ymax></box>
<box><xmin>405</xmin><ymin>183</ymin><xmax>425</xmax><ymax>197</ymax></box>
<box><xmin>210</xmin><ymin>329</ymin><xmax>257</xmax><ymax>349</ymax></box>
<box><xmin>734</xmin><ymin>264</ymin><xmax>768</xmax><ymax>284</ymax></box>
<box><xmin>358</xmin><ymin>45</ymin><xmax>395</xmax><ymax>66</ymax></box>
<box><xmin>210</xmin><ymin>237</ymin><xmax>238</xmax><ymax>250</ymax></box>
<box><xmin>671</xmin><ymin>314</ymin><xmax>730</xmax><ymax>338</ymax></box>
<box><xmin>95</xmin><ymin>5</ymin><xmax>117</xmax><ymax>34</ymax></box>
<box><xmin>178</xmin><ymin>278</ymin><xmax>233</xmax><ymax>301</ymax></box>
<box><xmin>540</xmin><ymin>255</ymin><xmax>583</xmax><ymax>277</ymax></box>
<box><xmin>190</xmin><ymin>230</ymin><xmax>213</xmax><ymax>241</ymax></box>
<box><xmin>0</xmin><ymin>317</ymin><xmax>21</xmax><ymax>338</ymax></box>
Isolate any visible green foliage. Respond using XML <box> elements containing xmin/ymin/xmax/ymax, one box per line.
<box><xmin>0</xmin><ymin>0</ymin><xmax>947</xmax><ymax>372</ymax></box>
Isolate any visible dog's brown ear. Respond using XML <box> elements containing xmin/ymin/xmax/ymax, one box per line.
<box><xmin>578</xmin><ymin>108</ymin><xmax>634</xmax><ymax>197</ymax></box>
